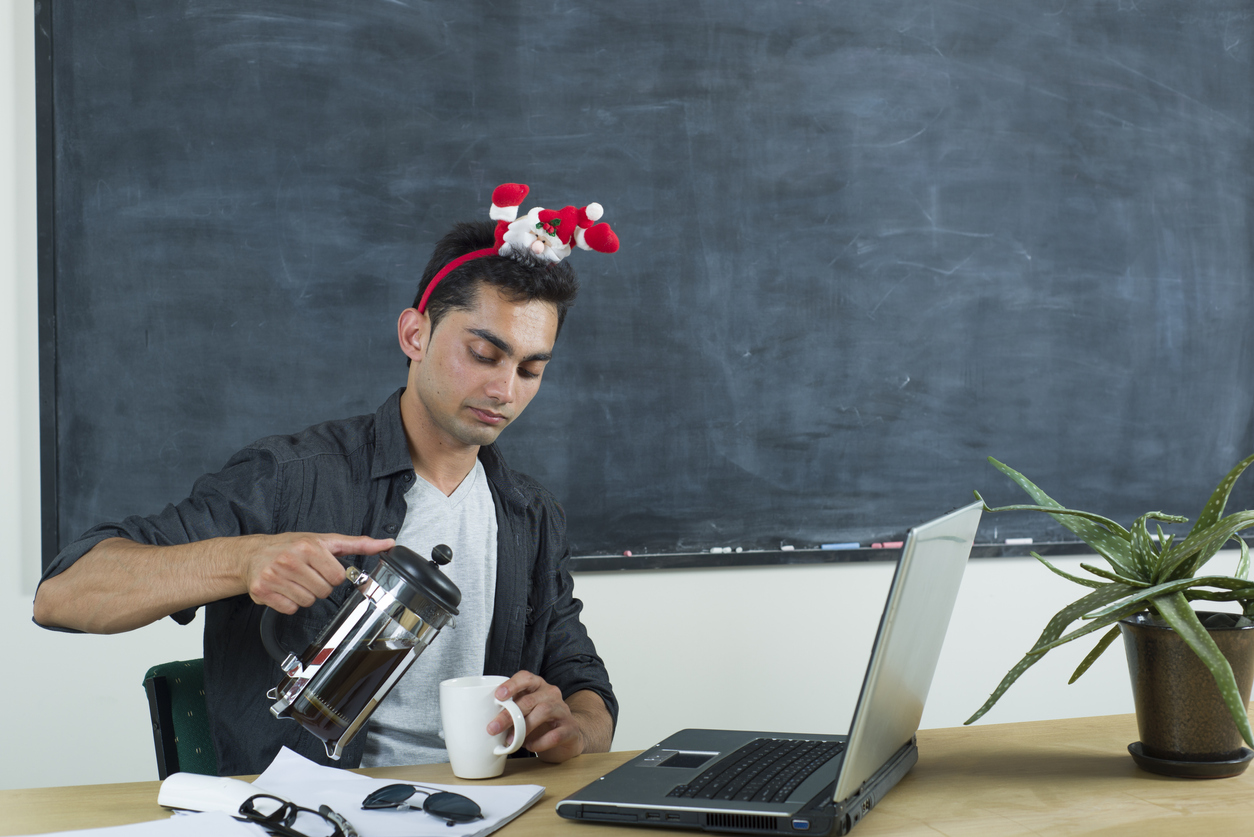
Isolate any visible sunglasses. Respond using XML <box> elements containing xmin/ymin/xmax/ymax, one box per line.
<box><xmin>237</xmin><ymin>793</ymin><xmax>356</xmax><ymax>837</ymax></box>
<box><xmin>361</xmin><ymin>783</ymin><xmax>484</xmax><ymax>826</ymax></box>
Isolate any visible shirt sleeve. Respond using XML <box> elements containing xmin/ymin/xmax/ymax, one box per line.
<box><xmin>533</xmin><ymin>498</ymin><xmax>620</xmax><ymax>732</ymax></box>
<box><xmin>37</xmin><ymin>446</ymin><xmax>282</xmax><ymax>625</ymax></box>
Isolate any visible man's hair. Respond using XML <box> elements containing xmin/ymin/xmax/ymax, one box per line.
<box><xmin>414</xmin><ymin>221</ymin><xmax>579</xmax><ymax>337</ymax></box>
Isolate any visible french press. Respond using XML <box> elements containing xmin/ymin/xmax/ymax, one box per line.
<box><xmin>262</xmin><ymin>544</ymin><xmax>461</xmax><ymax>760</ymax></box>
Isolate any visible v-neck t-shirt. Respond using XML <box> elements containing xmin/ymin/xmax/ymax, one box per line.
<box><xmin>361</xmin><ymin>458</ymin><xmax>498</xmax><ymax>767</ymax></box>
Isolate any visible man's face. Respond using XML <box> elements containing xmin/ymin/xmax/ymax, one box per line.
<box><xmin>406</xmin><ymin>286</ymin><xmax>559</xmax><ymax>449</ymax></box>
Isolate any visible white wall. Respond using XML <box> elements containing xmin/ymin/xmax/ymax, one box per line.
<box><xmin>575</xmin><ymin>554</ymin><xmax>1142</xmax><ymax>753</ymax></box>
<box><xmin>1</xmin><ymin>2</ymin><xmax>1221</xmax><ymax>792</ymax></box>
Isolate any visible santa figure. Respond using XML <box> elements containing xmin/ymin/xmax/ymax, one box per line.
<box><xmin>487</xmin><ymin>183</ymin><xmax>620</xmax><ymax>264</ymax></box>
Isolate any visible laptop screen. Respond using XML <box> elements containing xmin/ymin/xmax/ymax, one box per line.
<box><xmin>832</xmin><ymin>501</ymin><xmax>981</xmax><ymax>804</ymax></box>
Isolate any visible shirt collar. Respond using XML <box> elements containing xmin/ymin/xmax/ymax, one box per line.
<box><xmin>371</xmin><ymin>387</ymin><xmax>415</xmax><ymax>480</ymax></box>
<box><xmin>372</xmin><ymin>388</ymin><xmax>525</xmax><ymax>512</ymax></box>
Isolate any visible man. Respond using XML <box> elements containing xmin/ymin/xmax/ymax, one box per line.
<box><xmin>33</xmin><ymin>185</ymin><xmax>620</xmax><ymax>775</ymax></box>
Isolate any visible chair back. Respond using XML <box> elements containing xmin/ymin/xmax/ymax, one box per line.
<box><xmin>143</xmin><ymin>658</ymin><xmax>218</xmax><ymax>778</ymax></box>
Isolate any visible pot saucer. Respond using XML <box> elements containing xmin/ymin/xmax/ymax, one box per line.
<box><xmin>1128</xmin><ymin>742</ymin><xmax>1254</xmax><ymax>778</ymax></box>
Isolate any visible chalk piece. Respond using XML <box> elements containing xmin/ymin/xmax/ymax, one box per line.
<box><xmin>781</xmin><ymin>545</ymin><xmax>795</xmax><ymax>551</ymax></box>
<box><xmin>822</xmin><ymin>542</ymin><xmax>861</xmax><ymax>550</ymax></box>
<box><xmin>735</xmin><ymin>547</ymin><xmax>743</xmax><ymax>553</ymax></box>
<box><xmin>1004</xmin><ymin>538</ymin><xmax>1033</xmax><ymax>545</ymax></box>
<box><xmin>873</xmin><ymin>541</ymin><xmax>904</xmax><ymax>549</ymax></box>
<box><xmin>623</xmin><ymin>550</ymin><xmax>632</xmax><ymax>557</ymax></box>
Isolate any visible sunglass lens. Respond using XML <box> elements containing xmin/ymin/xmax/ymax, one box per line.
<box><xmin>425</xmin><ymin>791</ymin><xmax>483</xmax><ymax>824</ymax></box>
<box><xmin>362</xmin><ymin>783</ymin><xmax>419</xmax><ymax>809</ymax></box>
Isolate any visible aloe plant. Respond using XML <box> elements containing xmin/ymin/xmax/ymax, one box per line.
<box><xmin>965</xmin><ymin>453</ymin><xmax>1254</xmax><ymax>748</ymax></box>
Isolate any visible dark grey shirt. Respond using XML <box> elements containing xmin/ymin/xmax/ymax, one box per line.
<box><xmin>39</xmin><ymin>388</ymin><xmax>617</xmax><ymax>775</ymax></box>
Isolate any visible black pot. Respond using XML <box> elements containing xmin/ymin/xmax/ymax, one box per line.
<box><xmin>1119</xmin><ymin>611</ymin><xmax>1254</xmax><ymax>777</ymax></box>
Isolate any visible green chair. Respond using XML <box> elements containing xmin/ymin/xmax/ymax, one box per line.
<box><xmin>142</xmin><ymin>658</ymin><xmax>218</xmax><ymax>778</ymax></box>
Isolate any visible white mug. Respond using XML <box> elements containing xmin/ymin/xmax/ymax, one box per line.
<box><xmin>440</xmin><ymin>675</ymin><xmax>526</xmax><ymax>779</ymax></box>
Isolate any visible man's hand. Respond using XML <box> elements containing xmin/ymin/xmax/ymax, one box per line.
<box><xmin>239</xmin><ymin>532</ymin><xmax>395</xmax><ymax>614</ymax></box>
<box><xmin>487</xmin><ymin>671</ymin><xmax>613</xmax><ymax>763</ymax></box>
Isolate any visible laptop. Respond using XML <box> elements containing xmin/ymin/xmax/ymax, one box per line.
<box><xmin>557</xmin><ymin>500</ymin><xmax>982</xmax><ymax>835</ymax></box>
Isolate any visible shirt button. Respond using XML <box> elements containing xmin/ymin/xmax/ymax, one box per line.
<box><xmin>385</xmin><ymin>524</ymin><xmax>398</xmax><ymax>534</ymax></box>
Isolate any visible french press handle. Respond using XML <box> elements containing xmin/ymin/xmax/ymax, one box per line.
<box><xmin>258</xmin><ymin>562</ymin><xmax>373</xmax><ymax>667</ymax></box>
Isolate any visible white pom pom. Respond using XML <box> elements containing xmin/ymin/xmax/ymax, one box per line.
<box><xmin>490</xmin><ymin>203</ymin><xmax>520</xmax><ymax>222</ymax></box>
<box><xmin>584</xmin><ymin>202</ymin><xmax>603</xmax><ymax>222</ymax></box>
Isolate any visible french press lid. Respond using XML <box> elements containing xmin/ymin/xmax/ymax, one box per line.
<box><xmin>378</xmin><ymin>544</ymin><xmax>461</xmax><ymax>615</ymax></box>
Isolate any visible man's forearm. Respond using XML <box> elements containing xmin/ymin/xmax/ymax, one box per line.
<box><xmin>568</xmin><ymin>689</ymin><xmax>614</xmax><ymax>754</ymax></box>
<box><xmin>34</xmin><ymin>532</ymin><xmax>390</xmax><ymax>635</ymax></box>
<box><xmin>32</xmin><ymin>537</ymin><xmax>250</xmax><ymax>634</ymax></box>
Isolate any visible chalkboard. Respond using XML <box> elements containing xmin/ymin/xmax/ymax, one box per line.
<box><xmin>39</xmin><ymin>0</ymin><xmax>1254</xmax><ymax>565</ymax></box>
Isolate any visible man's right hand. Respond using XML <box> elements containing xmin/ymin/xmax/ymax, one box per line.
<box><xmin>240</xmin><ymin>533</ymin><xmax>395</xmax><ymax>614</ymax></box>
<box><xmin>32</xmin><ymin>532</ymin><xmax>395</xmax><ymax>634</ymax></box>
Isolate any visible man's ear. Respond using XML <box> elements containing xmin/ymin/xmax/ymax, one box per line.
<box><xmin>397</xmin><ymin>307</ymin><xmax>430</xmax><ymax>363</ymax></box>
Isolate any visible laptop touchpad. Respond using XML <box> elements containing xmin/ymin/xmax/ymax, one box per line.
<box><xmin>656</xmin><ymin>751</ymin><xmax>718</xmax><ymax>769</ymax></box>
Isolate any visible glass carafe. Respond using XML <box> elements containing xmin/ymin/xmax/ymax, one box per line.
<box><xmin>262</xmin><ymin>545</ymin><xmax>460</xmax><ymax>760</ymax></box>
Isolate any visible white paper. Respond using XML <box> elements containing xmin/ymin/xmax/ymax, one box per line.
<box><xmin>7</xmin><ymin>811</ymin><xmax>264</xmax><ymax>837</ymax></box>
<box><xmin>254</xmin><ymin>747</ymin><xmax>546</xmax><ymax>837</ymax></box>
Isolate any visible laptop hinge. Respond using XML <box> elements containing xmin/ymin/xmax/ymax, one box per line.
<box><xmin>821</xmin><ymin>736</ymin><xmax>918</xmax><ymax>836</ymax></box>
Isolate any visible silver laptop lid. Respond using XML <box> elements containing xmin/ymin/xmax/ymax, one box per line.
<box><xmin>831</xmin><ymin>500</ymin><xmax>981</xmax><ymax>804</ymax></box>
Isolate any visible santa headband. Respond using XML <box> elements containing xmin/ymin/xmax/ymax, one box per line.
<box><xmin>417</xmin><ymin>183</ymin><xmax>620</xmax><ymax>313</ymax></box>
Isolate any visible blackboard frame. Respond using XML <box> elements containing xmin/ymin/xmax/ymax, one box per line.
<box><xmin>36</xmin><ymin>0</ymin><xmax>57</xmax><ymax>569</ymax></box>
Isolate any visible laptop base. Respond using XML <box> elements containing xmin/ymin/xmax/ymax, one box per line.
<box><xmin>559</xmin><ymin>737</ymin><xmax>916</xmax><ymax>835</ymax></box>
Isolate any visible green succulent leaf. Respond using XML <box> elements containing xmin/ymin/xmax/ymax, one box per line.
<box><xmin>1081</xmin><ymin>575</ymin><xmax>1254</xmax><ymax>622</ymax></box>
<box><xmin>1033</xmin><ymin>552</ymin><xmax>1104</xmax><ymax>589</ymax></box>
<box><xmin>1185</xmin><ymin>588</ymin><xmax>1254</xmax><ymax>602</ymax></box>
<box><xmin>1068</xmin><ymin>625</ymin><xmax>1122</xmax><ymax>684</ymax></box>
<box><xmin>965</xmin><ymin>583</ymin><xmax>1138</xmax><ymax>725</ymax></box>
<box><xmin>982</xmin><ymin>459</ymin><xmax>1140</xmax><ymax>579</ymax></box>
<box><xmin>1236</xmin><ymin>535</ymin><xmax>1250</xmax><ymax>582</ymax></box>
<box><xmin>1080</xmin><ymin>562</ymin><xmax>1149</xmax><ymax>588</ymax></box>
<box><xmin>976</xmin><ymin>503</ymin><xmax>1141</xmax><ymax>580</ymax></box>
<box><xmin>1189</xmin><ymin>452</ymin><xmax>1254</xmax><ymax>537</ymax></box>
<box><xmin>972</xmin><ymin>497</ymin><xmax>1130</xmax><ymax>535</ymax></box>
<box><xmin>1032</xmin><ymin>601</ymin><xmax>1149</xmax><ymax>654</ymax></box>
<box><xmin>1151</xmin><ymin>592</ymin><xmax>1254</xmax><ymax>748</ymax></box>
<box><xmin>1131</xmin><ymin>513</ymin><xmax>1188</xmax><ymax>580</ymax></box>
<box><xmin>1158</xmin><ymin>511</ymin><xmax>1254</xmax><ymax>583</ymax></box>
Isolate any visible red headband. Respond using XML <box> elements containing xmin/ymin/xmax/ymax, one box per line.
<box><xmin>416</xmin><ymin>183</ymin><xmax>619</xmax><ymax>314</ymax></box>
<box><xmin>416</xmin><ymin>247</ymin><xmax>497</xmax><ymax>314</ymax></box>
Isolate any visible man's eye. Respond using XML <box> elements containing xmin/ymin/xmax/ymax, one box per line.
<box><xmin>470</xmin><ymin>349</ymin><xmax>493</xmax><ymax>363</ymax></box>
<box><xmin>519</xmin><ymin>367</ymin><xmax>540</xmax><ymax>380</ymax></box>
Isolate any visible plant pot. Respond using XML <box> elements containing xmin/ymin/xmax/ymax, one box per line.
<box><xmin>1119</xmin><ymin>611</ymin><xmax>1254</xmax><ymax>778</ymax></box>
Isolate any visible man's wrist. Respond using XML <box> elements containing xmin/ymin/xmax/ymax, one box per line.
<box><xmin>572</xmin><ymin>710</ymin><xmax>592</xmax><ymax>756</ymax></box>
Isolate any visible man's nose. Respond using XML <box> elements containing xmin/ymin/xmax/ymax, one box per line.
<box><xmin>485</xmin><ymin>368</ymin><xmax>516</xmax><ymax>403</ymax></box>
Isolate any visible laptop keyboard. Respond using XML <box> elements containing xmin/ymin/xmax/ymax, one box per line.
<box><xmin>665</xmin><ymin>738</ymin><xmax>845</xmax><ymax>804</ymax></box>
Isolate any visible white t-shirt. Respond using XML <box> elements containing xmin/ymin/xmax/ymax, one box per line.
<box><xmin>360</xmin><ymin>458</ymin><xmax>498</xmax><ymax>767</ymax></box>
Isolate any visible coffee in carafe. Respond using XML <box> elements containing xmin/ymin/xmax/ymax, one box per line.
<box><xmin>262</xmin><ymin>545</ymin><xmax>461</xmax><ymax>760</ymax></box>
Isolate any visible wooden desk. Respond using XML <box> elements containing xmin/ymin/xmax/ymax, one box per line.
<box><xmin>4</xmin><ymin>714</ymin><xmax>1254</xmax><ymax>836</ymax></box>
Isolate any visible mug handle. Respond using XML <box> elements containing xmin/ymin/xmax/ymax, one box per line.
<box><xmin>493</xmin><ymin>697</ymin><xmax>527</xmax><ymax>756</ymax></box>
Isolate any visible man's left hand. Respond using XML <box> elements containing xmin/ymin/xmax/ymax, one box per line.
<box><xmin>488</xmin><ymin>671</ymin><xmax>612</xmax><ymax>763</ymax></box>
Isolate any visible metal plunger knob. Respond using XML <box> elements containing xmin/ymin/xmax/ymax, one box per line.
<box><xmin>431</xmin><ymin>544</ymin><xmax>453</xmax><ymax>566</ymax></box>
